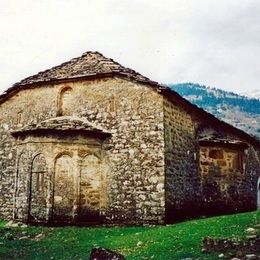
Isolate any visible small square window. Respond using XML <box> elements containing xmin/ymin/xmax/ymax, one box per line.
<box><xmin>209</xmin><ymin>149</ymin><xmax>223</xmax><ymax>159</ymax></box>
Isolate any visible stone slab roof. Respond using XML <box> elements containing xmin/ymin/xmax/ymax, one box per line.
<box><xmin>198</xmin><ymin>136</ymin><xmax>249</xmax><ymax>149</ymax></box>
<box><xmin>11</xmin><ymin>116</ymin><xmax>110</xmax><ymax>138</ymax></box>
<box><xmin>13</xmin><ymin>51</ymin><xmax>155</xmax><ymax>87</ymax></box>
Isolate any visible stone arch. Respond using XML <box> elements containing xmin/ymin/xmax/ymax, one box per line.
<box><xmin>257</xmin><ymin>177</ymin><xmax>260</xmax><ymax>209</ymax></box>
<box><xmin>53</xmin><ymin>153</ymin><xmax>75</xmax><ymax>221</ymax></box>
<box><xmin>57</xmin><ymin>86</ymin><xmax>73</xmax><ymax>116</ymax></box>
<box><xmin>29</xmin><ymin>153</ymin><xmax>48</xmax><ymax>222</ymax></box>
<box><xmin>78</xmin><ymin>150</ymin><xmax>101</xmax><ymax>160</ymax></box>
<box><xmin>78</xmin><ymin>154</ymin><xmax>102</xmax><ymax>221</ymax></box>
<box><xmin>54</xmin><ymin>151</ymin><xmax>74</xmax><ymax>161</ymax></box>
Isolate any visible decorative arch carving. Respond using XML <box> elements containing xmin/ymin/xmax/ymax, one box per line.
<box><xmin>78</xmin><ymin>150</ymin><xmax>101</xmax><ymax>160</ymax></box>
<box><xmin>54</xmin><ymin>151</ymin><xmax>74</xmax><ymax>162</ymax></box>
<box><xmin>57</xmin><ymin>86</ymin><xmax>73</xmax><ymax>116</ymax></box>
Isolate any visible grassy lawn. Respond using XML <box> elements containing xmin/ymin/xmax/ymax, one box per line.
<box><xmin>0</xmin><ymin>211</ymin><xmax>259</xmax><ymax>259</ymax></box>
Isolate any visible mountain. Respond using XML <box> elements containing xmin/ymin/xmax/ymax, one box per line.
<box><xmin>240</xmin><ymin>89</ymin><xmax>260</xmax><ymax>99</ymax></box>
<box><xmin>169</xmin><ymin>83</ymin><xmax>260</xmax><ymax>139</ymax></box>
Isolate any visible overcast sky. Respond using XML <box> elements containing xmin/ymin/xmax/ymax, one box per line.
<box><xmin>1</xmin><ymin>0</ymin><xmax>260</xmax><ymax>94</ymax></box>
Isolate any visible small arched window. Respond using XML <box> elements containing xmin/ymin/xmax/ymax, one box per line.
<box><xmin>17</xmin><ymin>112</ymin><xmax>22</xmax><ymax>124</ymax></box>
<box><xmin>107</xmin><ymin>95</ymin><xmax>119</xmax><ymax>112</ymax></box>
<box><xmin>57</xmin><ymin>86</ymin><xmax>73</xmax><ymax>116</ymax></box>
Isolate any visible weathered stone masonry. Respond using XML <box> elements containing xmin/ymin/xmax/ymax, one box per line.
<box><xmin>0</xmin><ymin>77</ymin><xmax>165</xmax><ymax>224</ymax></box>
<box><xmin>163</xmin><ymin>97</ymin><xmax>202</xmax><ymax>221</ymax></box>
<box><xmin>13</xmin><ymin>125</ymin><xmax>110</xmax><ymax>223</ymax></box>
<box><xmin>0</xmin><ymin>51</ymin><xmax>259</xmax><ymax>224</ymax></box>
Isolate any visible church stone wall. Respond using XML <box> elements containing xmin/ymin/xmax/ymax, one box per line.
<box><xmin>67</xmin><ymin>78</ymin><xmax>165</xmax><ymax>223</ymax></box>
<box><xmin>163</xmin><ymin>98</ymin><xmax>202</xmax><ymax>221</ymax></box>
<box><xmin>1</xmin><ymin>75</ymin><xmax>259</xmax><ymax>224</ymax></box>
<box><xmin>0</xmin><ymin>77</ymin><xmax>165</xmax><ymax>224</ymax></box>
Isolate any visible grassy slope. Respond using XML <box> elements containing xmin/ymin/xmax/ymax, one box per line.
<box><xmin>0</xmin><ymin>211</ymin><xmax>259</xmax><ymax>260</ymax></box>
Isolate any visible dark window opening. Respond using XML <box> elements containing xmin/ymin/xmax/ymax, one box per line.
<box><xmin>209</xmin><ymin>149</ymin><xmax>224</xmax><ymax>159</ymax></box>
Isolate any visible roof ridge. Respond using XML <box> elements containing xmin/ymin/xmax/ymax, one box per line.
<box><xmin>81</xmin><ymin>51</ymin><xmax>103</xmax><ymax>56</ymax></box>
<box><xmin>12</xmin><ymin>50</ymin><xmax>154</xmax><ymax>87</ymax></box>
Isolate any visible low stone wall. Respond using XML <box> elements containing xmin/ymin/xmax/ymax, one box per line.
<box><xmin>202</xmin><ymin>236</ymin><xmax>260</xmax><ymax>258</ymax></box>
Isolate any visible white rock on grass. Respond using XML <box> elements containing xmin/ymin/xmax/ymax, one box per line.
<box><xmin>19</xmin><ymin>236</ymin><xmax>29</xmax><ymax>240</ymax></box>
<box><xmin>5</xmin><ymin>220</ymin><xmax>13</xmax><ymax>227</ymax></box>
<box><xmin>245</xmin><ymin>227</ymin><xmax>256</xmax><ymax>234</ymax></box>
<box><xmin>246</xmin><ymin>235</ymin><xmax>257</xmax><ymax>239</ymax></box>
<box><xmin>34</xmin><ymin>233</ymin><xmax>45</xmax><ymax>241</ymax></box>
<box><xmin>21</xmin><ymin>224</ymin><xmax>28</xmax><ymax>228</ymax></box>
<box><xmin>5</xmin><ymin>221</ymin><xmax>19</xmax><ymax>228</ymax></box>
<box><xmin>137</xmin><ymin>241</ymin><xmax>143</xmax><ymax>247</ymax></box>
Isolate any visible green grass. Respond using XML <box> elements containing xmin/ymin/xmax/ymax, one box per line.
<box><xmin>0</xmin><ymin>211</ymin><xmax>259</xmax><ymax>260</ymax></box>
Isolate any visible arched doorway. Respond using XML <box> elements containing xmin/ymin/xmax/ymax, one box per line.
<box><xmin>29</xmin><ymin>153</ymin><xmax>48</xmax><ymax>222</ymax></box>
<box><xmin>257</xmin><ymin>177</ymin><xmax>260</xmax><ymax>209</ymax></box>
<box><xmin>53</xmin><ymin>154</ymin><xmax>75</xmax><ymax>222</ymax></box>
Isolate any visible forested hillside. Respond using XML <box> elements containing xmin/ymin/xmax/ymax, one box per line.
<box><xmin>169</xmin><ymin>83</ymin><xmax>260</xmax><ymax>139</ymax></box>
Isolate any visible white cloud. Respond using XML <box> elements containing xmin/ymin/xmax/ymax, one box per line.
<box><xmin>0</xmin><ymin>0</ymin><xmax>260</xmax><ymax>94</ymax></box>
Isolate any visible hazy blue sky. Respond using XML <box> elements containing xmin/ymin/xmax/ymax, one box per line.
<box><xmin>1</xmin><ymin>0</ymin><xmax>260</xmax><ymax>94</ymax></box>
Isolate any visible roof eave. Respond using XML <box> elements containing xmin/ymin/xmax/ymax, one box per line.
<box><xmin>11</xmin><ymin>128</ymin><xmax>111</xmax><ymax>139</ymax></box>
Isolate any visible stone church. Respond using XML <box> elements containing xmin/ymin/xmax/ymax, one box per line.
<box><xmin>0</xmin><ymin>51</ymin><xmax>259</xmax><ymax>225</ymax></box>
